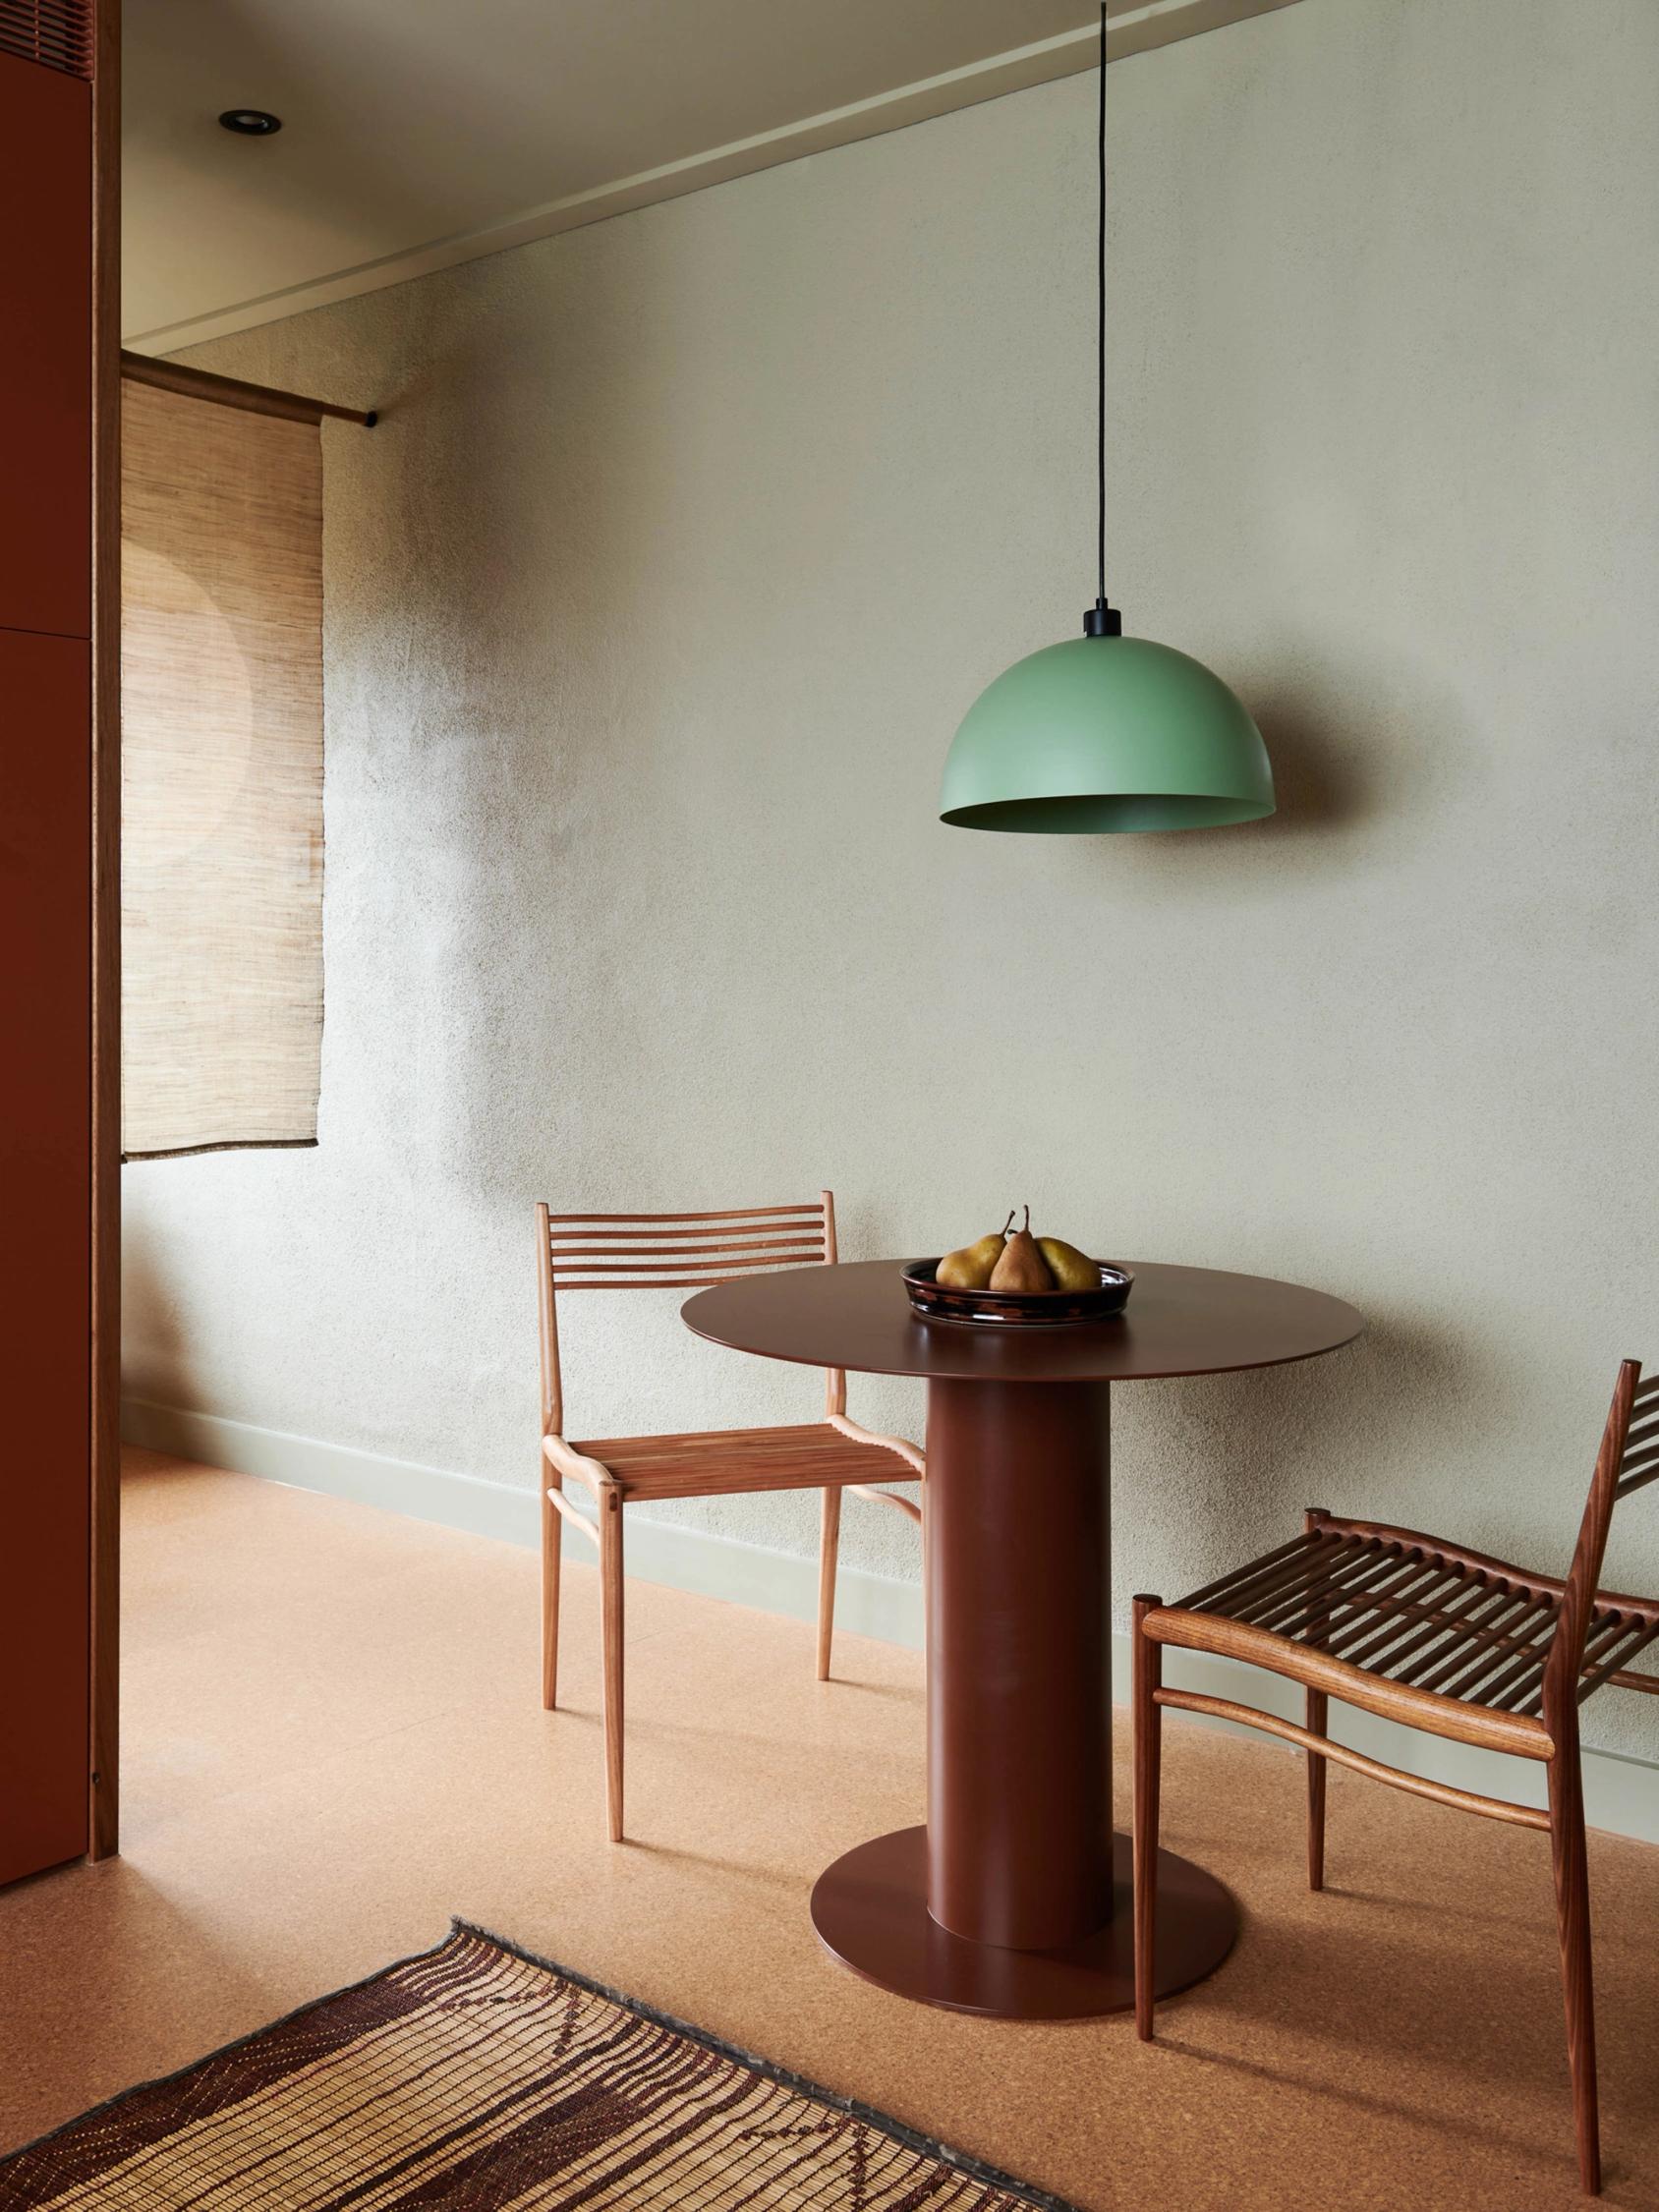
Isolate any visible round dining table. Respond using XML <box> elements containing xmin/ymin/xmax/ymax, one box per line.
<box><xmin>682</xmin><ymin>1256</ymin><xmax>1362</xmax><ymax>2019</ymax></box>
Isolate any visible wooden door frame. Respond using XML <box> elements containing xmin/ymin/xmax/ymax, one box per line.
<box><xmin>88</xmin><ymin>0</ymin><xmax>120</xmax><ymax>1860</ymax></box>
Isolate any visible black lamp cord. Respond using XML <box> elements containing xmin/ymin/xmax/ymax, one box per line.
<box><xmin>1085</xmin><ymin>2</ymin><xmax>1121</xmax><ymax>638</ymax></box>
<box><xmin>1097</xmin><ymin>0</ymin><xmax>1106</xmax><ymax>602</ymax></box>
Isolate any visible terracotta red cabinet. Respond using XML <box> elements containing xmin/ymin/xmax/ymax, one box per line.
<box><xmin>0</xmin><ymin>630</ymin><xmax>95</xmax><ymax>1884</ymax></box>
<box><xmin>0</xmin><ymin>46</ymin><xmax>92</xmax><ymax>640</ymax></box>
<box><xmin>0</xmin><ymin>7</ymin><xmax>115</xmax><ymax>1887</ymax></box>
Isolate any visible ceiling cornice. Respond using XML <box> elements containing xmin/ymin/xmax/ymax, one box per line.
<box><xmin>127</xmin><ymin>0</ymin><xmax>1302</xmax><ymax>357</ymax></box>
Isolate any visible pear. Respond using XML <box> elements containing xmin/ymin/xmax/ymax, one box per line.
<box><xmin>938</xmin><ymin>1211</ymin><xmax>1015</xmax><ymax>1290</ymax></box>
<box><xmin>990</xmin><ymin>1207</ymin><xmax>1056</xmax><ymax>1292</ymax></box>
<box><xmin>1038</xmin><ymin>1236</ymin><xmax>1102</xmax><ymax>1292</ymax></box>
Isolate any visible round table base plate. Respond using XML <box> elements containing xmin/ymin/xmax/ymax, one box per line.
<box><xmin>810</xmin><ymin>1826</ymin><xmax>1237</xmax><ymax>2020</ymax></box>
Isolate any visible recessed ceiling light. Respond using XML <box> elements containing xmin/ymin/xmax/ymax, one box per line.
<box><xmin>219</xmin><ymin>109</ymin><xmax>282</xmax><ymax>136</ymax></box>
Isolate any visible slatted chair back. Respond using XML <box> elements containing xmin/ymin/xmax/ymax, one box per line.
<box><xmin>536</xmin><ymin>1193</ymin><xmax>845</xmax><ymax>1442</ymax></box>
<box><xmin>1542</xmin><ymin>1360</ymin><xmax>1653</xmax><ymax>1730</ymax></box>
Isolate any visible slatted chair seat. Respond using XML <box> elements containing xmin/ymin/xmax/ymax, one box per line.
<box><xmin>1152</xmin><ymin>1520</ymin><xmax>1659</xmax><ymax>1755</ymax></box>
<box><xmin>1130</xmin><ymin>1361</ymin><xmax>1659</xmax><ymax>2195</ymax></box>
<box><xmin>565</xmin><ymin>1423</ymin><xmax>922</xmax><ymax>1503</ymax></box>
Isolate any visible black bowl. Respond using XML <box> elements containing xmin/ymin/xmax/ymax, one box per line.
<box><xmin>901</xmin><ymin>1258</ymin><xmax>1133</xmax><ymax>1327</ymax></box>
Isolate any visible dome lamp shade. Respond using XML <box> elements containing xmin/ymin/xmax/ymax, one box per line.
<box><xmin>941</xmin><ymin>634</ymin><xmax>1274</xmax><ymax>833</ymax></box>
<box><xmin>941</xmin><ymin>5</ymin><xmax>1274</xmax><ymax>835</ymax></box>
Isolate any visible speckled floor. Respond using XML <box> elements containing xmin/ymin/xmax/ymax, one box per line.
<box><xmin>2</xmin><ymin>1450</ymin><xmax>1655</xmax><ymax>2208</ymax></box>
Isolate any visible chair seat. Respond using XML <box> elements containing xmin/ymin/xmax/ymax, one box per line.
<box><xmin>1147</xmin><ymin>1518</ymin><xmax>1659</xmax><ymax>1757</ymax></box>
<box><xmin>565</xmin><ymin>1421</ymin><xmax>916</xmax><ymax>1503</ymax></box>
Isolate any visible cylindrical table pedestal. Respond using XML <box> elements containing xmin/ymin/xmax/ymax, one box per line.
<box><xmin>928</xmin><ymin>1378</ymin><xmax>1113</xmax><ymax>1950</ymax></box>
<box><xmin>810</xmin><ymin>1377</ymin><xmax>1237</xmax><ymax>2018</ymax></box>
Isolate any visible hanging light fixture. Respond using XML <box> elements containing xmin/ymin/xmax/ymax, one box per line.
<box><xmin>941</xmin><ymin>4</ymin><xmax>1274</xmax><ymax>833</ymax></box>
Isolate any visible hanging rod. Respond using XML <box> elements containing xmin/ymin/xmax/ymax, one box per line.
<box><xmin>119</xmin><ymin>350</ymin><xmax>377</xmax><ymax>427</ymax></box>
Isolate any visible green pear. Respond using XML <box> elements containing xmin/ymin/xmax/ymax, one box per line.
<box><xmin>938</xmin><ymin>1211</ymin><xmax>1015</xmax><ymax>1290</ymax></box>
<box><xmin>1038</xmin><ymin>1236</ymin><xmax>1102</xmax><ymax>1292</ymax></box>
<box><xmin>990</xmin><ymin>1207</ymin><xmax>1056</xmax><ymax>1292</ymax></box>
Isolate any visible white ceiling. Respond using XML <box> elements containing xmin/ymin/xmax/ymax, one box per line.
<box><xmin>122</xmin><ymin>0</ymin><xmax>1299</xmax><ymax>353</ymax></box>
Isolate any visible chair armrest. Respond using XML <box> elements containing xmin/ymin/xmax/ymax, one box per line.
<box><xmin>828</xmin><ymin>1409</ymin><xmax>924</xmax><ymax>1479</ymax></box>
<box><xmin>543</xmin><ymin>1434</ymin><xmax>616</xmax><ymax>1490</ymax></box>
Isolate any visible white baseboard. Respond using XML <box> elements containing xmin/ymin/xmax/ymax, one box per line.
<box><xmin>123</xmin><ymin>1396</ymin><xmax>1658</xmax><ymax>1846</ymax></box>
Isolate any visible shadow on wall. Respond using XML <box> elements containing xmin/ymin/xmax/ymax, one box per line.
<box><xmin>1168</xmin><ymin>675</ymin><xmax>1382</xmax><ymax>854</ymax></box>
<box><xmin>1079</xmin><ymin>638</ymin><xmax>1480</xmax><ymax>876</ymax></box>
<box><xmin>119</xmin><ymin>1210</ymin><xmax>198</xmax><ymax>1414</ymax></box>
<box><xmin>317</xmin><ymin>205</ymin><xmax>733</xmax><ymax>1219</ymax></box>
<box><xmin>1247</xmin><ymin>689</ymin><xmax>1374</xmax><ymax>834</ymax></box>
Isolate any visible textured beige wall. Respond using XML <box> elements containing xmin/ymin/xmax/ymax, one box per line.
<box><xmin>124</xmin><ymin>0</ymin><xmax>1659</xmax><ymax>1755</ymax></box>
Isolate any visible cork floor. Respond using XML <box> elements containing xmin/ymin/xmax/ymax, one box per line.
<box><xmin>3</xmin><ymin>1452</ymin><xmax>1656</xmax><ymax>2209</ymax></box>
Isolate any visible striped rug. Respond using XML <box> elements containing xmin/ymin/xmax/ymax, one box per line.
<box><xmin>0</xmin><ymin>1923</ymin><xmax>1079</xmax><ymax>2210</ymax></box>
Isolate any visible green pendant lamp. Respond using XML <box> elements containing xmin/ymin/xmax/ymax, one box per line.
<box><xmin>941</xmin><ymin>5</ymin><xmax>1274</xmax><ymax>834</ymax></box>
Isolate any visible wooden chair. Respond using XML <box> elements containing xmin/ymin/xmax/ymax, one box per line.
<box><xmin>537</xmin><ymin>1191</ymin><xmax>923</xmax><ymax>1842</ymax></box>
<box><xmin>1132</xmin><ymin>1360</ymin><xmax>1659</xmax><ymax>2195</ymax></box>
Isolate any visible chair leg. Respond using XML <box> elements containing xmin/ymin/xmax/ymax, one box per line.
<box><xmin>817</xmin><ymin>1487</ymin><xmax>842</xmax><ymax>1681</ymax></box>
<box><xmin>1306</xmin><ymin>1687</ymin><xmax>1328</xmax><ymax>1892</ymax></box>
<box><xmin>600</xmin><ymin>1491</ymin><xmax>625</xmax><ymax>1843</ymax></box>
<box><xmin>1547</xmin><ymin>1753</ymin><xmax>1601</xmax><ymax>2195</ymax></box>
<box><xmin>1302</xmin><ymin>1504</ymin><xmax>1330</xmax><ymax>1892</ymax></box>
<box><xmin>541</xmin><ymin>1469</ymin><xmax>563</xmax><ymax>1711</ymax></box>
<box><xmin>1132</xmin><ymin>1595</ymin><xmax>1163</xmax><ymax>2041</ymax></box>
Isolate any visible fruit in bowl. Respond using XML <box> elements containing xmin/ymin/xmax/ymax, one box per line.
<box><xmin>937</xmin><ymin>1208</ymin><xmax>1103</xmax><ymax>1294</ymax></box>
<box><xmin>936</xmin><ymin>1211</ymin><xmax>1015</xmax><ymax>1290</ymax></box>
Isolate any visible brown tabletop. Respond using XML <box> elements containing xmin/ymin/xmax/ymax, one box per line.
<box><xmin>684</xmin><ymin>1256</ymin><xmax>1361</xmax><ymax>1382</ymax></box>
<box><xmin>681</xmin><ymin>1255</ymin><xmax>1362</xmax><ymax>2021</ymax></box>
